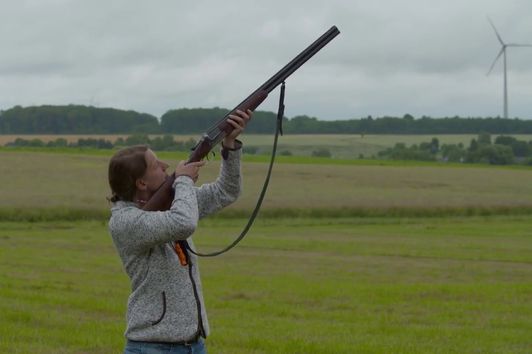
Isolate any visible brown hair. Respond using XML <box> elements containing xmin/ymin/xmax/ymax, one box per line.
<box><xmin>108</xmin><ymin>145</ymin><xmax>149</xmax><ymax>202</ymax></box>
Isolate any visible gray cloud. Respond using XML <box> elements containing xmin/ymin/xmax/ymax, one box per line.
<box><xmin>0</xmin><ymin>0</ymin><xmax>531</xmax><ymax>119</ymax></box>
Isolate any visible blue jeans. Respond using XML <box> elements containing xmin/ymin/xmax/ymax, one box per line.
<box><xmin>124</xmin><ymin>338</ymin><xmax>207</xmax><ymax>354</ymax></box>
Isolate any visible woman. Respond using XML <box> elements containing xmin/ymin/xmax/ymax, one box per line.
<box><xmin>108</xmin><ymin>110</ymin><xmax>251</xmax><ymax>354</ymax></box>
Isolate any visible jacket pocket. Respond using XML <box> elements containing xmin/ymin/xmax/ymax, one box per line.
<box><xmin>151</xmin><ymin>291</ymin><xmax>166</xmax><ymax>325</ymax></box>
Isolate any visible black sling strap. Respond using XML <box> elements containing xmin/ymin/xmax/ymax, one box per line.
<box><xmin>184</xmin><ymin>82</ymin><xmax>286</xmax><ymax>257</ymax></box>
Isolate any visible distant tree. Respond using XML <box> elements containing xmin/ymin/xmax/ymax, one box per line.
<box><xmin>419</xmin><ymin>138</ymin><xmax>439</xmax><ymax>154</ymax></box>
<box><xmin>279</xmin><ymin>150</ymin><xmax>292</xmax><ymax>156</ymax></box>
<box><xmin>378</xmin><ymin>142</ymin><xmax>435</xmax><ymax>161</ymax></box>
<box><xmin>243</xmin><ymin>146</ymin><xmax>259</xmax><ymax>155</ymax></box>
<box><xmin>477</xmin><ymin>132</ymin><xmax>492</xmax><ymax>145</ymax></box>
<box><xmin>467</xmin><ymin>144</ymin><xmax>514</xmax><ymax>165</ymax></box>
<box><xmin>77</xmin><ymin>138</ymin><xmax>113</xmax><ymax>149</ymax></box>
<box><xmin>47</xmin><ymin>138</ymin><xmax>68</xmax><ymax>147</ymax></box>
<box><xmin>494</xmin><ymin>135</ymin><xmax>530</xmax><ymax>157</ymax></box>
<box><xmin>311</xmin><ymin>148</ymin><xmax>332</xmax><ymax>158</ymax></box>
<box><xmin>511</xmin><ymin>141</ymin><xmax>530</xmax><ymax>157</ymax></box>
<box><xmin>125</xmin><ymin>134</ymin><xmax>150</xmax><ymax>145</ymax></box>
<box><xmin>150</xmin><ymin>135</ymin><xmax>176</xmax><ymax>151</ymax></box>
<box><xmin>285</xmin><ymin>115</ymin><xmax>321</xmax><ymax>134</ymax></box>
<box><xmin>430</xmin><ymin>137</ymin><xmax>439</xmax><ymax>153</ymax></box>
<box><xmin>441</xmin><ymin>144</ymin><xmax>467</xmax><ymax>162</ymax></box>
<box><xmin>469</xmin><ymin>138</ymin><xmax>479</xmax><ymax>152</ymax></box>
<box><xmin>160</xmin><ymin>107</ymin><xmax>230</xmax><ymax>134</ymax></box>
<box><xmin>494</xmin><ymin>135</ymin><xmax>517</xmax><ymax>145</ymax></box>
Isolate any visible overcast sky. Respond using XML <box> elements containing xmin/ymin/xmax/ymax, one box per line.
<box><xmin>1</xmin><ymin>0</ymin><xmax>531</xmax><ymax>120</ymax></box>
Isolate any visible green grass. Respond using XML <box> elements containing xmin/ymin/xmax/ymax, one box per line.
<box><xmin>2</xmin><ymin>142</ymin><xmax>531</xmax><ymax>353</ymax></box>
<box><xmin>2</xmin><ymin>149</ymin><xmax>532</xmax><ymax>222</ymax></box>
<box><xmin>1</xmin><ymin>216</ymin><xmax>531</xmax><ymax>353</ymax></box>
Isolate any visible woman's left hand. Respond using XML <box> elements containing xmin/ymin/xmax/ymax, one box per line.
<box><xmin>223</xmin><ymin>109</ymin><xmax>252</xmax><ymax>149</ymax></box>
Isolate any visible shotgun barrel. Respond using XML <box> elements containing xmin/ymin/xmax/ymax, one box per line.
<box><xmin>196</xmin><ymin>25</ymin><xmax>341</xmax><ymax>159</ymax></box>
<box><xmin>143</xmin><ymin>26</ymin><xmax>340</xmax><ymax>211</ymax></box>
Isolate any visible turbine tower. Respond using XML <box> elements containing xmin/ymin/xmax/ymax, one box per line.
<box><xmin>486</xmin><ymin>18</ymin><xmax>532</xmax><ymax>119</ymax></box>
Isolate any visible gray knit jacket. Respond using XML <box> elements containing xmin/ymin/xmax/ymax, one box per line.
<box><xmin>109</xmin><ymin>149</ymin><xmax>241</xmax><ymax>343</ymax></box>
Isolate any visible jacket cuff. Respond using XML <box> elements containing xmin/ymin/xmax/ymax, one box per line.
<box><xmin>221</xmin><ymin>139</ymin><xmax>243</xmax><ymax>160</ymax></box>
<box><xmin>173</xmin><ymin>174</ymin><xmax>194</xmax><ymax>188</ymax></box>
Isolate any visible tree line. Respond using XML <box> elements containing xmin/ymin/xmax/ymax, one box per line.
<box><xmin>5</xmin><ymin>135</ymin><xmax>197</xmax><ymax>152</ymax></box>
<box><xmin>0</xmin><ymin>105</ymin><xmax>160</xmax><ymax>134</ymax></box>
<box><xmin>378</xmin><ymin>133</ymin><xmax>532</xmax><ymax>165</ymax></box>
<box><xmin>2</xmin><ymin>105</ymin><xmax>532</xmax><ymax>134</ymax></box>
<box><xmin>7</xmin><ymin>132</ymin><xmax>532</xmax><ymax>167</ymax></box>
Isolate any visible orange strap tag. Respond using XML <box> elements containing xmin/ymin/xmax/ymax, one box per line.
<box><xmin>174</xmin><ymin>242</ymin><xmax>188</xmax><ymax>266</ymax></box>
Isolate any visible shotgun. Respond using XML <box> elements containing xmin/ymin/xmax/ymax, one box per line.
<box><xmin>143</xmin><ymin>25</ymin><xmax>340</xmax><ymax>211</ymax></box>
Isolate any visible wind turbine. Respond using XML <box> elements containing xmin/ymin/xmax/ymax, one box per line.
<box><xmin>486</xmin><ymin>17</ymin><xmax>532</xmax><ymax>119</ymax></box>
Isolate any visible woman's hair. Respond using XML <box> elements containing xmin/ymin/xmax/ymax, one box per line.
<box><xmin>108</xmin><ymin>145</ymin><xmax>149</xmax><ymax>202</ymax></box>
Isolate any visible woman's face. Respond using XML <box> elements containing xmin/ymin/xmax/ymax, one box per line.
<box><xmin>140</xmin><ymin>149</ymin><xmax>169</xmax><ymax>194</ymax></box>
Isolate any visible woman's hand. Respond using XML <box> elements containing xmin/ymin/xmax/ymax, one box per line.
<box><xmin>223</xmin><ymin>109</ymin><xmax>252</xmax><ymax>149</ymax></box>
<box><xmin>175</xmin><ymin>160</ymin><xmax>206</xmax><ymax>183</ymax></box>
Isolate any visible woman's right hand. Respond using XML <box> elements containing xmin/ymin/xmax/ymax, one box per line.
<box><xmin>175</xmin><ymin>160</ymin><xmax>206</xmax><ymax>183</ymax></box>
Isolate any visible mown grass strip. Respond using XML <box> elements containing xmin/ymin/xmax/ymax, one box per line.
<box><xmin>0</xmin><ymin>207</ymin><xmax>110</xmax><ymax>222</ymax></box>
<box><xmin>2</xmin><ymin>205</ymin><xmax>532</xmax><ymax>222</ymax></box>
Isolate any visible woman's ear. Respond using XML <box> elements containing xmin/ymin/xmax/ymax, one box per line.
<box><xmin>135</xmin><ymin>178</ymin><xmax>147</xmax><ymax>191</ymax></box>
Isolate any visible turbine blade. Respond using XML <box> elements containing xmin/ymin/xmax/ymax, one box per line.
<box><xmin>487</xmin><ymin>17</ymin><xmax>505</xmax><ymax>45</ymax></box>
<box><xmin>487</xmin><ymin>47</ymin><xmax>504</xmax><ymax>76</ymax></box>
<box><xmin>506</xmin><ymin>43</ymin><xmax>532</xmax><ymax>47</ymax></box>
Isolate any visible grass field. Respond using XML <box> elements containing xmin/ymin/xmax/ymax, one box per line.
<box><xmin>2</xmin><ymin>149</ymin><xmax>532</xmax><ymax>220</ymax></box>
<box><xmin>0</xmin><ymin>216</ymin><xmax>531</xmax><ymax>353</ymax></box>
<box><xmin>1</xmin><ymin>148</ymin><xmax>531</xmax><ymax>353</ymax></box>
